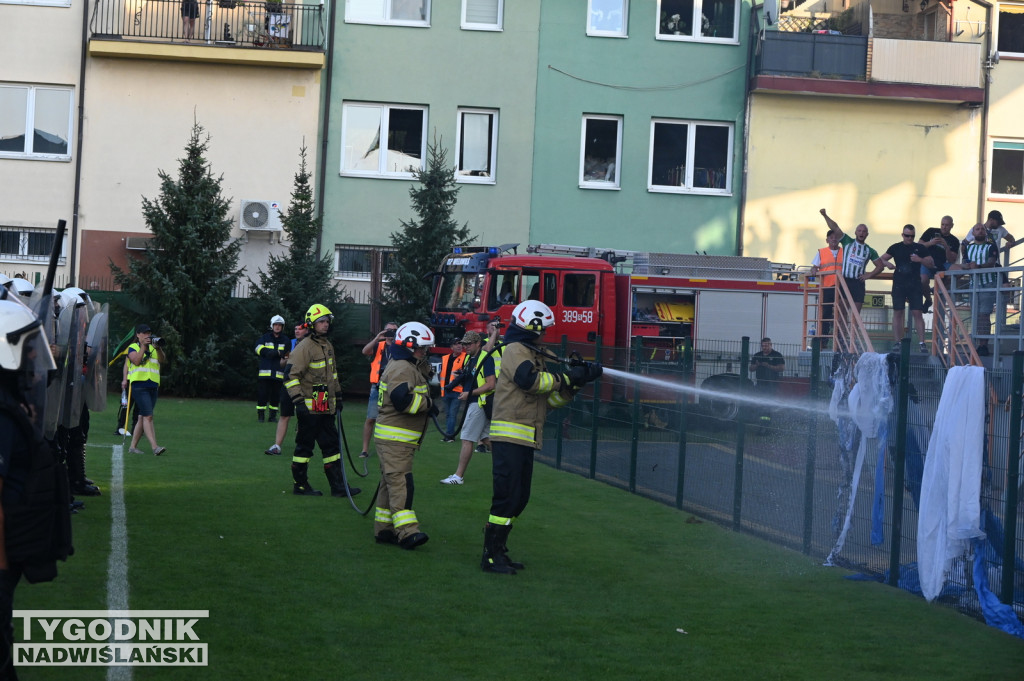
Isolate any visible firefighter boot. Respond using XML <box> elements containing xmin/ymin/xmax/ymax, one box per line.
<box><xmin>268</xmin><ymin>408</ymin><xmax>278</xmax><ymax>423</ymax></box>
<box><xmin>324</xmin><ymin>460</ymin><xmax>361</xmax><ymax>497</ymax></box>
<box><xmin>291</xmin><ymin>462</ymin><xmax>322</xmax><ymax>496</ymax></box>
<box><xmin>257</xmin><ymin>407</ymin><xmax>265</xmax><ymax>423</ymax></box>
<box><xmin>481</xmin><ymin>523</ymin><xmax>517</xmax><ymax>575</ymax></box>
<box><xmin>502</xmin><ymin>524</ymin><xmax>525</xmax><ymax>570</ymax></box>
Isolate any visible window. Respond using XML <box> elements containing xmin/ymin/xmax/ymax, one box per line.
<box><xmin>340</xmin><ymin>103</ymin><xmax>427</xmax><ymax>178</ymax></box>
<box><xmin>588</xmin><ymin>0</ymin><xmax>628</xmax><ymax>37</ymax></box>
<box><xmin>0</xmin><ymin>226</ymin><xmax>65</xmax><ymax>263</ymax></box>
<box><xmin>580</xmin><ymin>115</ymin><xmax>622</xmax><ymax>189</ymax></box>
<box><xmin>990</xmin><ymin>140</ymin><xmax>1024</xmax><ymax>197</ymax></box>
<box><xmin>657</xmin><ymin>0</ymin><xmax>738</xmax><ymax>43</ymax></box>
<box><xmin>648</xmin><ymin>119</ymin><xmax>733</xmax><ymax>194</ymax></box>
<box><xmin>0</xmin><ymin>85</ymin><xmax>73</xmax><ymax>160</ymax></box>
<box><xmin>334</xmin><ymin>245</ymin><xmax>396</xmax><ymax>278</ymax></box>
<box><xmin>345</xmin><ymin>0</ymin><xmax>430</xmax><ymax>26</ymax></box>
<box><xmin>456</xmin><ymin>109</ymin><xmax>498</xmax><ymax>184</ymax></box>
<box><xmin>563</xmin><ymin>274</ymin><xmax>596</xmax><ymax>307</ymax></box>
<box><xmin>462</xmin><ymin>0</ymin><xmax>502</xmax><ymax>30</ymax></box>
<box><xmin>487</xmin><ymin>271</ymin><xmax>520</xmax><ymax>310</ymax></box>
<box><xmin>998</xmin><ymin>4</ymin><xmax>1024</xmax><ymax>55</ymax></box>
<box><xmin>0</xmin><ymin>0</ymin><xmax>70</xmax><ymax>6</ymax></box>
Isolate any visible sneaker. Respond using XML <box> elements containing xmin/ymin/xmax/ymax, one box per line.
<box><xmin>264</xmin><ymin>444</ymin><xmax>282</xmax><ymax>456</ymax></box>
<box><xmin>128</xmin><ymin>447</ymin><xmax>144</xmax><ymax>455</ymax></box>
<box><xmin>475</xmin><ymin>444</ymin><xmax>489</xmax><ymax>453</ymax></box>
<box><xmin>441</xmin><ymin>437</ymin><xmax>455</xmax><ymax>443</ymax></box>
<box><xmin>440</xmin><ymin>474</ymin><xmax>464</xmax><ymax>485</ymax></box>
<box><xmin>358</xmin><ymin>451</ymin><xmax>369</xmax><ymax>459</ymax></box>
<box><xmin>919</xmin><ymin>342</ymin><xmax>928</xmax><ymax>354</ymax></box>
<box><xmin>153</xmin><ymin>446</ymin><xmax>167</xmax><ymax>456</ymax></box>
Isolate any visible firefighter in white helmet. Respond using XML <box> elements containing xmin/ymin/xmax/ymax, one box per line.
<box><xmin>254</xmin><ymin>314</ymin><xmax>288</xmax><ymax>423</ymax></box>
<box><xmin>284</xmin><ymin>304</ymin><xmax>360</xmax><ymax>498</ymax></box>
<box><xmin>481</xmin><ymin>300</ymin><xmax>601</xmax><ymax>574</ymax></box>
<box><xmin>372</xmin><ymin>321</ymin><xmax>436</xmax><ymax>550</ymax></box>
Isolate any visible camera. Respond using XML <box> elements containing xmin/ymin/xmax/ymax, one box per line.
<box><xmin>384</xmin><ymin>329</ymin><xmax>396</xmax><ymax>339</ymax></box>
<box><xmin>152</xmin><ymin>336</ymin><xmax>164</xmax><ymax>347</ymax></box>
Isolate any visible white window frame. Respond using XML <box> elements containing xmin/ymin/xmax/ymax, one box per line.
<box><xmin>462</xmin><ymin>0</ymin><xmax>503</xmax><ymax>31</ymax></box>
<box><xmin>333</xmin><ymin>244</ymin><xmax>396</xmax><ymax>280</ymax></box>
<box><xmin>579</xmin><ymin>114</ymin><xmax>623</xmax><ymax>190</ymax></box>
<box><xmin>647</xmin><ymin>118</ymin><xmax>733</xmax><ymax>195</ymax></box>
<box><xmin>455</xmin><ymin>108</ymin><xmax>498</xmax><ymax>185</ymax></box>
<box><xmin>339</xmin><ymin>102</ymin><xmax>428</xmax><ymax>179</ymax></box>
<box><xmin>587</xmin><ymin>0</ymin><xmax>629</xmax><ymax>38</ymax></box>
<box><xmin>0</xmin><ymin>226</ymin><xmax>66</xmax><ymax>265</ymax></box>
<box><xmin>655</xmin><ymin>0</ymin><xmax>739</xmax><ymax>45</ymax></box>
<box><xmin>996</xmin><ymin>3</ymin><xmax>1024</xmax><ymax>58</ymax></box>
<box><xmin>0</xmin><ymin>84</ymin><xmax>73</xmax><ymax>161</ymax></box>
<box><xmin>344</xmin><ymin>0</ymin><xmax>431</xmax><ymax>27</ymax></box>
<box><xmin>0</xmin><ymin>0</ymin><xmax>70</xmax><ymax>6</ymax></box>
<box><xmin>989</xmin><ymin>138</ymin><xmax>1024</xmax><ymax>199</ymax></box>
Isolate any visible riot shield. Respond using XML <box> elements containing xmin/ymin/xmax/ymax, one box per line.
<box><xmin>83</xmin><ymin>305</ymin><xmax>109</xmax><ymax>412</ymax></box>
<box><xmin>56</xmin><ymin>301</ymin><xmax>87</xmax><ymax>429</ymax></box>
<box><xmin>0</xmin><ymin>291</ymin><xmax>57</xmax><ymax>440</ymax></box>
<box><xmin>39</xmin><ymin>292</ymin><xmax>66</xmax><ymax>440</ymax></box>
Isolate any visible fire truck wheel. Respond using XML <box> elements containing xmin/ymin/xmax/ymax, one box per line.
<box><xmin>699</xmin><ymin>374</ymin><xmax>750</xmax><ymax>423</ymax></box>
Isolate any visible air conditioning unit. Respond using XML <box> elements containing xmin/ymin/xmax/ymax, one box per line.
<box><xmin>239</xmin><ymin>200</ymin><xmax>283</xmax><ymax>233</ymax></box>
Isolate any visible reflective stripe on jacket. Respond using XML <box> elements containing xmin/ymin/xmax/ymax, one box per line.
<box><xmin>374</xmin><ymin>358</ymin><xmax>431</xmax><ymax>447</ymax></box>
<box><xmin>255</xmin><ymin>330</ymin><xmax>289</xmax><ymax>381</ymax></box>
<box><xmin>439</xmin><ymin>352</ymin><xmax>466</xmax><ymax>396</ymax></box>
<box><xmin>489</xmin><ymin>341</ymin><xmax>574</xmax><ymax>450</ymax></box>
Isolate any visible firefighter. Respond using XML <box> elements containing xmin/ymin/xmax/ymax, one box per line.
<box><xmin>0</xmin><ymin>297</ymin><xmax>71</xmax><ymax>679</ymax></box>
<box><xmin>481</xmin><ymin>301</ymin><xmax>601</xmax><ymax>574</ymax></box>
<box><xmin>372</xmin><ymin>321</ymin><xmax>436</xmax><ymax>550</ymax></box>
<box><xmin>284</xmin><ymin>304</ymin><xmax>360</xmax><ymax>498</ymax></box>
<box><xmin>254</xmin><ymin>314</ymin><xmax>288</xmax><ymax>423</ymax></box>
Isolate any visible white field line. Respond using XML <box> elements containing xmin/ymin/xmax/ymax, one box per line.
<box><xmin>106</xmin><ymin>444</ymin><xmax>132</xmax><ymax>681</ymax></box>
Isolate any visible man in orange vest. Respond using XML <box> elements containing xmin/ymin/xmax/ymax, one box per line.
<box><xmin>360</xmin><ymin>321</ymin><xmax>399</xmax><ymax>459</ymax></box>
<box><xmin>438</xmin><ymin>340</ymin><xmax>465</xmax><ymax>442</ymax></box>
<box><xmin>809</xmin><ymin>230</ymin><xmax>843</xmax><ymax>341</ymax></box>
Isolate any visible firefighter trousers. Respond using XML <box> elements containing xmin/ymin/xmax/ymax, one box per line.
<box><xmin>488</xmin><ymin>441</ymin><xmax>535</xmax><ymax>523</ymax></box>
<box><xmin>373</xmin><ymin>439</ymin><xmax>420</xmax><ymax>540</ymax></box>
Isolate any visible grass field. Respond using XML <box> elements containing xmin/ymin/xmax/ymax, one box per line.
<box><xmin>14</xmin><ymin>396</ymin><xmax>1024</xmax><ymax>680</ymax></box>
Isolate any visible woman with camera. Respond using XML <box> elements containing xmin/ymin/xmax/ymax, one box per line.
<box><xmin>125</xmin><ymin>323</ymin><xmax>167</xmax><ymax>456</ymax></box>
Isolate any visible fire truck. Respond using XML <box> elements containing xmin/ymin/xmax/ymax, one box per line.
<box><xmin>427</xmin><ymin>244</ymin><xmax>812</xmax><ymax>415</ymax></box>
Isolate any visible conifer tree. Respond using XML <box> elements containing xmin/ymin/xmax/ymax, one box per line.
<box><xmin>380</xmin><ymin>138</ymin><xmax>473</xmax><ymax>323</ymax></box>
<box><xmin>111</xmin><ymin>122</ymin><xmax>243</xmax><ymax>396</ymax></box>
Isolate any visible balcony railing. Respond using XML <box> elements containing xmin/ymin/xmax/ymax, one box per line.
<box><xmin>90</xmin><ymin>0</ymin><xmax>325</xmax><ymax>51</ymax></box>
<box><xmin>758</xmin><ymin>31</ymin><xmax>869</xmax><ymax>80</ymax></box>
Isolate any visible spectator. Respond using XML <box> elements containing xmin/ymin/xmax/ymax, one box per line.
<box><xmin>873</xmin><ymin>225</ymin><xmax>934</xmax><ymax>353</ymax></box>
<box><xmin>919</xmin><ymin>215</ymin><xmax>960</xmax><ymax>312</ymax></box>
<box><xmin>359</xmin><ymin>321</ymin><xmax>398</xmax><ymax>459</ymax></box>
<box><xmin>963</xmin><ymin>210</ymin><xmax>1016</xmax><ymax>257</ymax></box>
<box><xmin>961</xmin><ymin>223</ymin><xmax>1000</xmax><ymax>356</ymax></box>
<box><xmin>126</xmin><ymin>324</ymin><xmax>167</xmax><ymax>456</ymax></box>
<box><xmin>180</xmin><ymin>0</ymin><xmax>198</xmax><ymax>40</ymax></box>
<box><xmin>819</xmin><ymin>209</ymin><xmax>884</xmax><ymax>312</ymax></box>
<box><xmin>749</xmin><ymin>337</ymin><xmax>785</xmax><ymax>428</ymax></box>
<box><xmin>808</xmin><ymin>230</ymin><xmax>843</xmax><ymax>341</ymax></box>
<box><xmin>437</xmin><ymin>340</ymin><xmax>465</xmax><ymax>443</ymax></box>
<box><xmin>264</xmin><ymin>323</ymin><xmax>309</xmax><ymax>456</ymax></box>
<box><xmin>254</xmin><ymin>315</ymin><xmax>288</xmax><ymax>423</ymax></box>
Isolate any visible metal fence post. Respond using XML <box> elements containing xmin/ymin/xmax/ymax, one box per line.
<box><xmin>676</xmin><ymin>336</ymin><xmax>693</xmax><ymax>510</ymax></box>
<box><xmin>888</xmin><ymin>338</ymin><xmax>911</xmax><ymax>587</ymax></box>
<box><xmin>629</xmin><ymin>341</ymin><xmax>642</xmax><ymax>494</ymax></box>
<box><xmin>802</xmin><ymin>336</ymin><xmax>822</xmax><ymax>554</ymax></box>
<box><xmin>1002</xmin><ymin>351</ymin><xmax>1024</xmax><ymax>602</ymax></box>
<box><xmin>589</xmin><ymin>336</ymin><xmax>603</xmax><ymax>480</ymax></box>
<box><xmin>733</xmin><ymin>336</ymin><xmax>750</xmax><ymax>531</ymax></box>
<box><xmin>555</xmin><ymin>334</ymin><xmax>568</xmax><ymax>469</ymax></box>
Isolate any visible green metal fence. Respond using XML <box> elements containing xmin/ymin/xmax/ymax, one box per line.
<box><xmin>537</xmin><ymin>335</ymin><xmax>1024</xmax><ymax>624</ymax></box>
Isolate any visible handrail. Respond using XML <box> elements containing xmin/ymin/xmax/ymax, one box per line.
<box><xmin>932</xmin><ymin>273</ymin><xmax>983</xmax><ymax>368</ymax></box>
<box><xmin>832</xmin><ymin>275</ymin><xmax>874</xmax><ymax>356</ymax></box>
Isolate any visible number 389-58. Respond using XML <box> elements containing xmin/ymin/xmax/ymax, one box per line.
<box><xmin>561</xmin><ymin>310</ymin><xmax>593</xmax><ymax>324</ymax></box>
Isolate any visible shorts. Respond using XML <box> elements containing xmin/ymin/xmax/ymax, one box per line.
<box><xmin>278</xmin><ymin>385</ymin><xmax>294</xmax><ymax>418</ymax></box>
<box><xmin>181</xmin><ymin>0</ymin><xmax>198</xmax><ymax>19</ymax></box>
<box><xmin>891</xmin><ymin>281</ymin><xmax>924</xmax><ymax>311</ymax></box>
<box><xmin>366</xmin><ymin>384</ymin><xmax>379</xmax><ymax>420</ymax></box>
<box><xmin>844</xmin><ymin>277</ymin><xmax>865</xmax><ymax>305</ymax></box>
<box><xmin>976</xmin><ymin>290</ymin><xmax>997</xmax><ymax>312</ymax></box>
<box><xmin>920</xmin><ymin>262</ymin><xmax>951</xmax><ymax>280</ymax></box>
<box><xmin>459</xmin><ymin>401</ymin><xmax>490</xmax><ymax>442</ymax></box>
<box><xmin>130</xmin><ymin>380</ymin><xmax>159</xmax><ymax>417</ymax></box>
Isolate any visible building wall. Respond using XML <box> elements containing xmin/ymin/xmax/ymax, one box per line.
<box><xmin>743</xmin><ymin>93</ymin><xmax>982</xmax><ymax>267</ymax></box>
<box><xmin>985</xmin><ymin>57</ymin><xmax>1024</xmax><ymax>234</ymax></box>
<box><xmin>530</xmin><ymin>1</ymin><xmax>749</xmax><ymax>255</ymax></box>
<box><xmin>321</xmin><ymin>2</ymin><xmax>542</xmax><ymax>257</ymax></box>
<box><xmin>78</xmin><ymin>56</ymin><xmax>321</xmax><ymax>285</ymax></box>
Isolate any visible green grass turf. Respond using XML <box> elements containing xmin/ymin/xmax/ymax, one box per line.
<box><xmin>14</xmin><ymin>396</ymin><xmax>1024</xmax><ymax>680</ymax></box>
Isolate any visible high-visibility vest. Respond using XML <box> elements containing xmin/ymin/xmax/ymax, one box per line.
<box><xmin>816</xmin><ymin>247</ymin><xmax>843</xmax><ymax>287</ymax></box>
<box><xmin>439</xmin><ymin>352</ymin><xmax>466</xmax><ymax>396</ymax></box>
<box><xmin>127</xmin><ymin>343</ymin><xmax>160</xmax><ymax>384</ymax></box>
<box><xmin>369</xmin><ymin>340</ymin><xmax>389</xmax><ymax>384</ymax></box>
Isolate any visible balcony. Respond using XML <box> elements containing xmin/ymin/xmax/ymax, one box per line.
<box><xmin>89</xmin><ymin>0</ymin><xmax>325</xmax><ymax>69</ymax></box>
<box><xmin>751</xmin><ymin>4</ymin><xmax>985</xmax><ymax>104</ymax></box>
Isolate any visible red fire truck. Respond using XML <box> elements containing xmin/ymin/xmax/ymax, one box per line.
<box><xmin>428</xmin><ymin>244</ymin><xmax>811</xmax><ymax>415</ymax></box>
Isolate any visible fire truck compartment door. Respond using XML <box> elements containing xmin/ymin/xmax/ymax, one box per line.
<box><xmin>695</xmin><ymin>290</ymin><xmax>763</xmax><ymax>342</ymax></box>
<box><xmin>764</xmin><ymin>293</ymin><xmax>804</xmax><ymax>348</ymax></box>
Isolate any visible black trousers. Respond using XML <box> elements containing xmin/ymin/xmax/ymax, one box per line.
<box><xmin>257</xmin><ymin>378</ymin><xmax>282</xmax><ymax>409</ymax></box>
<box><xmin>293</xmin><ymin>411</ymin><xmax>340</xmax><ymax>460</ymax></box>
<box><xmin>489</xmin><ymin>441</ymin><xmax>535</xmax><ymax>521</ymax></box>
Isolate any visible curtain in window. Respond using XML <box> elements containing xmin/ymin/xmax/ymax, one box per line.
<box><xmin>465</xmin><ymin>0</ymin><xmax>499</xmax><ymax>24</ymax></box>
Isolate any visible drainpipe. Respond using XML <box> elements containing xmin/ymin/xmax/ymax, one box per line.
<box><xmin>976</xmin><ymin>0</ymin><xmax>993</xmax><ymax>230</ymax></box>
<box><xmin>315</xmin><ymin>0</ymin><xmax>337</xmax><ymax>259</ymax></box>
<box><xmin>738</xmin><ymin>4</ymin><xmax>760</xmax><ymax>257</ymax></box>
<box><xmin>71</xmin><ymin>0</ymin><xmax>91</xmax><ymax>285</ymax></box>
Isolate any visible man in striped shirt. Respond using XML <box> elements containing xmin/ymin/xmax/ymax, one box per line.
<box><xmin>819</xmin><ymin>209</ymin><xmax>884</xmax><ymax>311</ymax></box>
<box><xmin>961</xmin><ymin>222</ymin><xmax>1000</xmax><ymax>356</ymax></box>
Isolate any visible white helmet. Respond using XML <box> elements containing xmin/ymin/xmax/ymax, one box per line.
<box><xmin>62</xmin><ymin>286</ymin><xmax>91</xmax><ymax>305</ymax></box>
<box><xmin>395</xmin><ymin>322</ymin><xmax>435</xmax><ymax>350</ymax></box>
<box><xmin>59</xmin><ymin>288</ymin><xmax>88</xmax><ymax>308</ymax></box>
<box><xmin>511</xmin><ymin>300</ymin><xmax>555</xmax><ymax>334</ymax></box>
<box><xmin>8</xmin><ymin>278</ymin><xmax>34</xmax><ymax>297</ymax></box>
<box><xmin>0</xmin><ymin>274</ymin><xmax>10</xmax><ymax>287</ymax></box>
<box><xmin>0</xmin><ymin>299</ymin><xmax>56</xmax><ymax>371</ymax></box>
<box><xmin>270</xmin><ymin>314</ymin><xmax>285</xmax><ymax>327</ymax></box>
